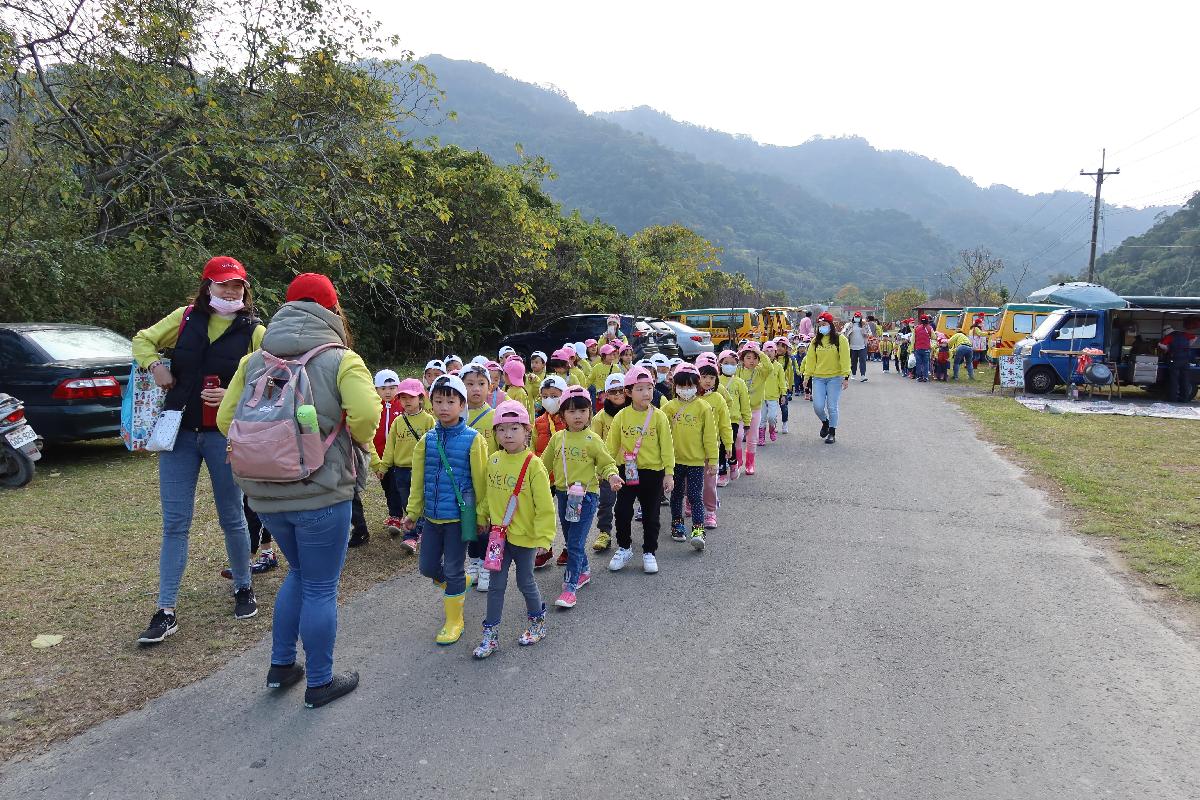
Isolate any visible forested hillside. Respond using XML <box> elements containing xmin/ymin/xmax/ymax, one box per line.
<box><xmin>1096</xmin><ymin>194</ymin><xmax>1200</xmax><ymax>295</ymax></box>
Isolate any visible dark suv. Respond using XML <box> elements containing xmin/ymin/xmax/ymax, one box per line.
<box><xmin>499</xmin><ymin>314</ymin><xmax>674</xmax><ymax>360</ymax></box>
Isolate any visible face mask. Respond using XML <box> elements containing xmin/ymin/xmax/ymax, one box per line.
<box><xmin>608</xmin><ymin>325</ymin><xmax>617</xmax><ymax>335</ymax></box>
<box><xmin>209</xmin><ymin>295</ymin><xmax>244</xmax><ymax>315</ymax></box>
<box><xmin>819</xmin><ymin>325</ymin><xmax>831</xmax><ymax>335</ymax></box>
<box><xmin>855</xmin><ymin>320</ymin><xmax>862</xmax><ymax>326</ymax></box>
<box><xmin>541</xmin><ymin>397</ymin><xmax>561</xmax><ymax>414</ymax></box>
<box><xmin>721</xmin><ymin>364</ymin><xmax>737</xmax><ymax>376</ymax></box>
<box><xmin>676</xmin><ymin>387</ymin><xmax>697</xmax><ymax>401</ymax></box>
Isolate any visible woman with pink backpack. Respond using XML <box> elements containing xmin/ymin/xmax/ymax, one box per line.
<box><xmin>217</xmin><ymin>273</ymin><xmax>381</xmax><ymax>708</ymax></box>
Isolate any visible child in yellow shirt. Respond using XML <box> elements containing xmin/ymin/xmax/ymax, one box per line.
<box><xmin>541</xmin><ymin>385</ymin><xmax>622</xmax><ymax>608</ymax></box>
<box><xmin>660</xmin><ymin>363</ymin><xmax>717</xmax><ymax>550</ymax></box>
<box><xmin>590</xmin><ymin>373</ymin><xmax>628</xmax><ymax>553</ymax></box>
<box><xmin>374</xmin><ymin>378</ymin><xmax>435</xmax><ymax>554</ymax></box>
<box><xmin>473</xmin><ymin>400</ymin><xmax>555</xmax><ymax>658</ymax></box>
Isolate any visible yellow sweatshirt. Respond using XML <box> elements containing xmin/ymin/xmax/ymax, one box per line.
<box><xmin>591</xmin><ymin>404</ymin><xmax>625</xmax><ymax>443</ymax></box>
<box><xmin>700</xmin><ymin>389</ymin><xmax>734</xmax><ymax>452</ymax></box>
<box><xmin>568</xmin><ymin>367</ymin><xmax>588</xmax><ymax>389</ymax></box>
<box><xmin>524</xmin><ymin>371</ymin><xmax>546</xmax><ymax>399</ymax></box>
<box><xmin>379</xmin><ymin>410</ymin><xmax>436</xmax><ymax>470</ymax></box>
<box><xmin>588</xmin><ymin>361</ymin><xmax>624</xmax><ymax>390</ymax></box>
<box><xmin>736</xmin><ymin>364</ymin><xmax>771</xmax><ymax>410</ymax></box>
<box><xmin>484</xmin><ymin>449</ymin><xmax>556</xmax><ymax>550</ymax></box>
<box><xmin>660</xmin><ymin>397</ymin><xmax>718</xmax><ymax>467</ymax></box>
<box><xmin>606</xmin><ymin>403</ymin><xmax>675</xmax><ymax>472</ymax></box>
<box><xmin>505</xmin><ymin>385</ymin><xmax>532</xmax><ymax>417</ymax></box>
<box><xmin>801</xmin><ymin>339</ymin><xmax>853</xmax><ymax>379</ymax></box>
<box><xmin>218</xmin><ymin>350</ymin><xmax>381</xmax><ymax>448</ymax></box>
<box><xmin>540</xmin><ymin>428</ymin><xmax>619</xmax><ymax>494</ymax></box>
<box><xmin>405</xmin><ymin>428</ymin><xmax>489</xmax><ymax>524</ymax></box>
<box><xmin>466</xmin><ymin>405</ymin><xmax>498</xmax><ymax>454</ymax></box>
<box><xmin>720</xmin><ymin>374</ymin><xmax>751</xmax><ymax>426</ymax></box>
<box><xmin>133</xmin><ymin>306</ymin><xmax>265</xmax><ymax>368</ymax></box>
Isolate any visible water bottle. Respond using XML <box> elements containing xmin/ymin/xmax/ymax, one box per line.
<box><xmin>565</xmin><ymin>482</ymin><xmax>585</xmax><ymax>522</ymax></box>
<box><xmin>295</xmin><ymin>404</ymin><xmax>319</xmax><ymax>433</ymax></box>
<box><xmin>624</xmin><ymin>455</ymin><xmax>640</xmax><ymax>487</ymax></box>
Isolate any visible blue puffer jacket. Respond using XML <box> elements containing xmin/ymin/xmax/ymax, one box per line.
<box><xmin>421</xmin><ymin>420</ymin><xmax>478</xmax><ymax>520</ymax></box>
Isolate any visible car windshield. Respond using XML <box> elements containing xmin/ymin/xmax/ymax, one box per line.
<box><xmin>1031</xmin><ymin>311</ymin><xmax>1068</xmax><ymax>341</ymax></box>
<box><xmin>25</xmin><ymin>328</ymin><xmax>132</xmax><ymax>361</ymax></box>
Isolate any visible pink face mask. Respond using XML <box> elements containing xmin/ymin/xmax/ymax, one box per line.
<box><xmin>209</xmin><ymin>295</ymin><xmax>245</xmax><ymax>315</ymax></box>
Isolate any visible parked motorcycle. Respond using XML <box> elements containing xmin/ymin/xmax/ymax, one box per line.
<box><xmin>0</xmin><ymin>392</ymin><xmax>41</xmax><ymax>488</ymax></box>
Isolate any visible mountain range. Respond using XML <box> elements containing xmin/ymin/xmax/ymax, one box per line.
<box><xmin>415</xmin><ymin>55</ymin><xmax>1174</xmax><ymax>300</ymax></box>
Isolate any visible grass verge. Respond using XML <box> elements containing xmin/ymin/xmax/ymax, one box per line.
<box><xmin>0</xmin><ymin>438</ymin><xmax>410</xmax><ymax>764</ymax></box>
<box><xmin>953</xmin><ymin>394</ymin><xmax>1200</xmax><ymax>599</ymax></box>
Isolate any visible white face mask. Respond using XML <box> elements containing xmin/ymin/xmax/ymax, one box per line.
<box><xmin>721</xmin><ymin>364</ymin><xmax>737</xmax><ymax>376</ymax></box>
<box><xmin>209</xmin><ymin>295</ymin><xmax>244</xmax><ymax>315</ymax></box>
<box><xmin>676</xmin><ymin>386</ymin><xmax>697</xmax><ymax>401</ymax></box>
<box><xmin>541</xmin><ymin>397</ymin><xmax>561</xmax><ymax>414</ymax></box>
<box><xmin>819</xmin><ymin>325</ymin><xmax>831</xmax><ymax>335</ymax></box>
<box><xmin>608</xmin><ymin>325</ymin><xmax>617</xmax><ymax>335</ymax></box>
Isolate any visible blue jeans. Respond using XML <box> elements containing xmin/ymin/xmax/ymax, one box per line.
<box><xmin>810</xmin><ymin>377</ymin><xmax>843</xmax><ymax>429</ymax></box>
<box><xmin>259</xmin><ymin>501</ymin><xmax>352</xmax><ymax>688</ymax></box>
<box><xmin>915</xmin><ymin>349</ymin><xmax>931</xmax><ymax>380</ymax></box>
<box><xmin>419</xmin><ymin>520</ymin><xmax>468</xmax><ymax>595</ymax></box>
<box><xmin>556</xmin><ymin>490</ymin><xmax>598</xmax><ymax>590</ymax></box>
<box><xmin>157</xmin><ymin>430</ymin><xmax>251</xmax><ymax>607</ymax></box>
<box><xmin>953</xmin><ymin>345</ymin><xmax>975</xmax><ymax>379</ymax></box>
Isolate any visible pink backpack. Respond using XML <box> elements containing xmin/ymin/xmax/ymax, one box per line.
<box><xmin>227</xmin><ymin>342</ymin><xmax>347</xmax><ymax>482</ymax></box>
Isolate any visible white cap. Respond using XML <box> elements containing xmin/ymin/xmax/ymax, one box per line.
<box><xmin>651</xmin><ymin>353</ymin><xmax>669</xmax><ymax>366</ymax></box>
<box><xmin>470</xmin><ymin>355</ymin><xmax>488</xmax><ymax>366</ymax></box>
<box><xmin>430</xmin><ymin>374</ymin><xmax>468</xmax><ymax>401</ymax></box>
<box><xmin>573</xmin><ymin>342</ymin><xmax>587</xmax><ymax>360</ymax></box>
<box><xmin>530</xmin><ymin>350</ymin><xmax>548</xmax><ymax>362</ymax></box>
<box><xmin>637</xmin><ymin>358</ymin><xmax>654</xmax><ymax>368</ymax></box>
<box><xmin>539</xmin><ymin>375</ymin><xmax>568</xmax><ymax>394</ymax></box>
<box><xmin>604</xmin><ymin>373</ymin><xmax>626</xmax><ymax>392</ymax></box>
<box><xmin>498</xmin><ymin>346</ymin><xmax>516</xmax><ymax>359</ymax></box>
<box><xmin>444</xmin><ymin>354</ymin><xmax>462</xmax><ymax>365</ymax></box>
<box><xmin>373</xmin><ymin>369</ymin><xmax>400</xmax><ymax>387</ymax></box>
<box><xmin>424</xmin><ymin>359</ymin><xmax>446</xmax><ymax>373</ymax></box>
<box><xmin>668</xmin><ymin>357</ymin><xmax>683</xmax><ymax>366</ymax></box>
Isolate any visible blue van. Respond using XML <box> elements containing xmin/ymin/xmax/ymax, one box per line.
<box><xmin>1016</xmin><ymin>298</ymin><xmax>1200</xmax><ymax>399</ymax></box>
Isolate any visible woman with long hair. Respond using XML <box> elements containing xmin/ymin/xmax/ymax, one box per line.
<box><xmin>131</xmin><ymin>257</ymin><xmax>266</xmax><ymax>644</ymax></box>
<box><xmin>802</xmin><ymin>312</ymin><xmax>851</xmax><ymax>444</ymax></box>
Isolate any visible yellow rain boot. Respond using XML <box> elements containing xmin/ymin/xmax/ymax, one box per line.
<box><xmin>433</xmin><ymin>573</ymin><xmax>474</xmax><ymax>592</ymax></box>
<box><xmin>436</xmin><ymin>592</ymin><xmax>466</xmax><ymax>645</ymax></box>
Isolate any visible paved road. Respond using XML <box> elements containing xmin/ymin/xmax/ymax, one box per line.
<box><xmin>5</xmin><ymin>373</ymin><xmax>1200</xmax><ymax>799</ymax></box>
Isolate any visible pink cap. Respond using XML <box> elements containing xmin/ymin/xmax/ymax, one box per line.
<box><xmin>599</xmin><ymin>343</ymin><xmax>618</xmax><ymax>356</ymax></box>
<box><xmin>763</xmin><ymin>342</ymin><xmax>777</xmax><ymax>353</ymax></box>
<box><xmin>502</xmin><ymin>359</ymin><xmax>526</xmax><ymax>387</ymax></box>
<box><xmin>618</xmin><ymin>342</ymin><xmax>632</xmax><ymax>352</ymax></box>
<box><xmin>492</xmin><ymin>400</ymin><xmax>530</xmax><ymax>427</ymax></box>
<box><xmin>551</xmin><ymin>347</ymin><xmax>574</xmax><ymax>363</ymax></box>
<box><xmin>485</xmin><ymin>360</ymin><xmax>502</xmax><ymax>371</ymax></box>
<box><xmin>396</xmin><ymin>378</ymin><xmax>425</xmax><ymax>397</ymax></box>
<box><xmin>718</xmin><ymin>349</ymin><xmax>737</xmax><ymax>362</ymax></box>
<box><xmin>694</xmin><ymin>353</ymin><xmax>717</xmax><ymax>368</ymax></box>
<box><xmin>672</xmin><ymin>362</ymin><xmax>700</xmax><ymax>378</ymax></box>
<box><xmin>584</xmin><ymin>338</ymin><xmax>598</xmax><ymax>348</ymax></box>
<box><xmin>738</xmin><ymin>342</ymin><xmax>760</xmax><ymax>356</ymax></box>
<box><xmin>562</xmin><ymin>384</ymin><xmax>591</xmax><ymax>403</ymax></box>
<box><xmin>624</xmin><ymin>365</ymin><xmax>656</xmax><ymax>387</ymax></box>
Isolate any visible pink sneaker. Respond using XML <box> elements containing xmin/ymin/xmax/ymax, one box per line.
<box><xmin>717</xmin><ymin>474</ymin><xmax>730</xmax><ymax>488</ymax></box>
<box><xmin>769</xmin><ymin>427</ymin><xmax>778</xmax><ymax>442</ymax></box>
<box><xmin>730</xmin><ymin>461</ymin><xmax>741</xmax><ymax>480</ymax></box>
<box><xmin>704</xmin><ymin>512</ymin><xmax>718</xmax><ymax>529</ymax></box>
<box><xmin>576</xmin><ymin>571</ymin><xmax>591</xmax><ymax>589</ymax></box>
<box><xmin>554</xmin><ymin>589</ymin><xmax>577</xmax><ymax>609</ymax></box>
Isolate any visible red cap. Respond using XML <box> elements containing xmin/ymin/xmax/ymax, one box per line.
<box><xmin>285</xmin><ymin>273</ymin><xmax>338</xmax><ymax>309</ymax></box>
<box><xmin>202</xmin><ymin>256</ymin><xmax>248</xmax><ymax>284</ymax></box>
<box><xmin>817</xmin><ymin>312</ymin><xmax>835</xmax><ymax>323</ymax></box>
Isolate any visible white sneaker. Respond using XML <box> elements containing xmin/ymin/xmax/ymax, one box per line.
<box><xmin>781</xmin><ymin>421</ymin><xmax>789</xmax><ymax>434</ymax></box>
<box><xmin>476</xmin><ymin>566</ymin><xmax>490</xmax><ymax>592</ymax></box>
<box><xmin>642</xmin><ymin>553</ymin><xmax>659</xmax><ymax>574</ymax></box>
<box><xmin>608</xmin><ymin>547</ymin><xmax>634</xmax><ymax>572</ymax></box>
<box><xmin>860</xmin><ymin>377</ymin><xmax>867</xmax><ymax>382</ymax></box>
<box><xmin>466</xmin><ymin>557</ymin><xmax>481</xmax><ymax>583</ymax></box>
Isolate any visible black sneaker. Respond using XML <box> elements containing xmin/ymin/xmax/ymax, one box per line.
<box><xmin>266</xmin><ymin>662</ymin><xmax>305</xmax><ymax>690</ymax></box>
<box><xmin>137</xmin><ymin>609</ymin><xmax>178</xmax><ymax>644</ymax></box>
<box><xmin>348</xmin><ymin>529</ymin><xmax>369</xmax><ymax>548</ymax></box>
<box><xmin>824</xmin><ymin>428</ymin><xmax>836</xmax><ymax>444</ymax></box>
<box><xmin>234</xmin><ymin>587</ymin><xmax>258</xmax><ymax>619</ymax></box>
<box><xmin>304</xmin><ymin>671</ymin><xmax>359</xmax><ymax>708</ymax></box>
<box><xmin>819</xmin><ymin>420</ymin><xmax>829</xmax><ymax>439</ymax></box>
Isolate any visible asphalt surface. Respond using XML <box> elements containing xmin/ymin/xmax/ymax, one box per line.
<box><xmin>4</xmin><ymin>370</ymin><xmax>1200</xmax><ymax>799</ymax></box>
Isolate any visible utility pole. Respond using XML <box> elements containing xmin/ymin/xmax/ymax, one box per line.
<box><xmin>755</xmin><ymin>256</ymin><xmax>762</xmax><ymax>296</ymax></box>
<box><xmin>1082</xmin><ymin>149</ymin><xmax>1119</xmax><ymax>283</ymax></box>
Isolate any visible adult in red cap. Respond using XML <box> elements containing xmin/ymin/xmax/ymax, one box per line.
<box><xmin>131</xmin><ymin>256</ymin><xmax>266</xmax><ymax>648</ymax></box>
<box><xmin>216</xmin><ymin>271</ymin><xmax>382</xmax><ymax>708</ymax></box>
<box><xmin>912</xmin><ymin>314</ymin><xmax>936</xmax><ymax>382</ymax></box>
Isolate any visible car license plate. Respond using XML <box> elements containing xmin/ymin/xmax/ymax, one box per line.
<box><xmin>5</xmin><ymin>426</ymin><xmax>37</xmax><ymax>450</ymax></box>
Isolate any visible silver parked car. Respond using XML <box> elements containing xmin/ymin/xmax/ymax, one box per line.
<box><xmin>662</xmin><ymin>320</ymin><xmax>714</xmax><ymax>360</ymax></box>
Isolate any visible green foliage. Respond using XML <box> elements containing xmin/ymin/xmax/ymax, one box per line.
<box><xmin>883</xmin><ymin>287</ymin><xmax>928</xmax><ymax>321</ymax></box>
<box><xmin>1096</xmin><ymin>194</ymin><xmax>1200</xmax><ymax>296</ymax></box>
<box><xmin>0</xmin><ymin>0</ymin><xmax>724</xmax><ymax>361</ymax></box>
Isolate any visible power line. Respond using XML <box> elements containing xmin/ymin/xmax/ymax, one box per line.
<box><xmin>1112</xmin><ymin>102</ymin><xmax>1200</xmax><ymax>157</ymax></box>
<box><xmin>1121</xmin><ymin>131</ymin><xmax>1200</xmax><ymax>167</ymax></box>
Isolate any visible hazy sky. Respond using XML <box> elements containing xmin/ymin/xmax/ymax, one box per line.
<box><xmin>369</xmin><ymin>0</ymin><xmax>1198</xmax><ymax>209</ymax></box>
